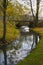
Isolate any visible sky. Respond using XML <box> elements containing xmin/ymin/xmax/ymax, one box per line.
<box><xmin>11</xmin><ymin>0</ymin><xmax>43</xmax><ymax>18</ymax></box>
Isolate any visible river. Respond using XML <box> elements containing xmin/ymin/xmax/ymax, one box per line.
<box><xmin>0</xmin><ymin>26</ymin><xmax>39</xmax><ymax>65</ymax></box>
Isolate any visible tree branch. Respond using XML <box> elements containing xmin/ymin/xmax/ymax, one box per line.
<box><xmin>36</xmin><ymin>0</ymin><xmax>40</xmax><ymax>20</ymax></box>
<box><xmin>30</xmin><ymin>0</ymin><xmax>35</xmax><ymax>19</ymax></box>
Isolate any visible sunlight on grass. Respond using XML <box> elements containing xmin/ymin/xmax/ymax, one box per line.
<box><xmin>32</xmin><ymin>28</ymin><xmax>43</xmax><ymax>36</ymax></box>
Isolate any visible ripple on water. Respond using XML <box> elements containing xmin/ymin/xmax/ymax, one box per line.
<box><xmin>0</xmin><ymin>29</ymin><xmax>40</xmax><ymax>65</ymax></box>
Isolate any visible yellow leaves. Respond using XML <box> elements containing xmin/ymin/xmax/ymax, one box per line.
<box><xmin>0</xmin><ymin>21</ymin><xmax>19</xmax><ymax>41</ymax></box>
<box><xmin>6</xmin><ymin>21</ymin><xmax>20</xmax><ymax>41</ymax></box>
<box><xmin>6</xmin><ymin>4</ymin><xmax>15</xmax><ymax>16</ymax></box>
<box><xmin>6</xmin><ymin>1</ymin><xmax>24</xmax><ymax>16</ymax></box>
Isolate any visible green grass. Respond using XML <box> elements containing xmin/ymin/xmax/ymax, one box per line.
<box><xmin>18</xmin><ymin>28</ymin><xmax>43</xmax><ymax>65</ymax></box>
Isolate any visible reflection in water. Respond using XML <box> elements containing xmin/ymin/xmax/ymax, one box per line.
<box><xmin>0</xmin><ymin>26</ymin><xmax>40</xmax><ymax>65</ymax></box>
<box><xmin>0</xmin><ymin>26</ymin><xmax>39</xmax><ymax>65</ymax></box>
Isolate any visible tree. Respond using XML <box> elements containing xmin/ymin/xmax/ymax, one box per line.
<box><xmin>2</xmin><ymin>0</ymin><xmax>7</xmax><ymax>65</ymax></box>
<box><xmin>6</xmin><ymin>1</ymin><xmax>24</xmax><ymax>21</ymax></box>
<box><xmin>0</xmin><ymin>0</ymin><xmax>27</xmax><ymax>65</ymax></box>
<box><xmin>30</xmin><ymin>0</ymin><xmax>40</xmax><ymax>26</ymax></box>
<box><xmin>35</xmin><ymin>0</ymin><xmax>40</xmax><ymax>26</ymax></box>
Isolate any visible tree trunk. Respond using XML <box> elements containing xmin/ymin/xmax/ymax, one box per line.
<box><xmin>3</xmin><ymin>0</ymin><xmax>6</xmax><ymax>39</ymax></box>
<box><xmin>30</xmin><ymin>0</ymin><xmax>35</xmax><ymax>19</ymax></box>
<box><xmin>30</xmin><ymin>0</ymin><xmax>35</xmax><ymax>27</ymax></box>
<box><xmin>3</xmin><ymin>0</ymin><xmax>7</xmax><ymax>65</ymax></box>
<box><xmin>30</xmin><ymin>0</ymin><xmax>40</xmax><ymax>27</ymax></box>
<box><xmin>35</xmin><ymin>0</ymin><xmax>40</xmax><ymax>26</ymax></box>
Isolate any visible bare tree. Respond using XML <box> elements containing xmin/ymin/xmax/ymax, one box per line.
<box><xmin>30</xmin><ymin>0</ymin><xmax>40</xmax><ymax>26</ymax></box>
<box><xmin>30</xmin><ymin>0</ymin><xmax>35</xmax><ymax>19</ymax></box>
<box><xmin>35</xmin><ymin>0</ymin><xmax>40</xmax><ymax>26</ymax></box>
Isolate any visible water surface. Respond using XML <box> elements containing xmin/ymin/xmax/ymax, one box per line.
<box><xmin>0</xmin><ymin>26</ymin><xmax>39</xmax><ymax>65</ymax></box>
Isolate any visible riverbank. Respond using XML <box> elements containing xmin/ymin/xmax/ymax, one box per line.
<box><xmin>0</xmin><ymin>21</ymin><xmax>20</xmax><ymax>41</ymax></box>
<box><xmin>18</xmin><ymin>27</ymin><xmax>43</xmax><ymax>65</ymax></box>
<box><xmin>32</xmin><ymin>27</ymin><xmax>43</xmax><ymax>36</ymax></box>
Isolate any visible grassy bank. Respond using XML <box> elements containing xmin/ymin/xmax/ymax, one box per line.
<box><xmin>18</xmin><ymin>28</ymin><xmax>43</xmax><ymax>65</ymax></box>
<box><xmin>32</xmin><ymin>28</ymin><xmax>43</xmax><ymax>36</ymax></box>
<box><xmin>0</xmin><ymin>21</ymin><xmax>20</xmax><ymax>41</ymax></box>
